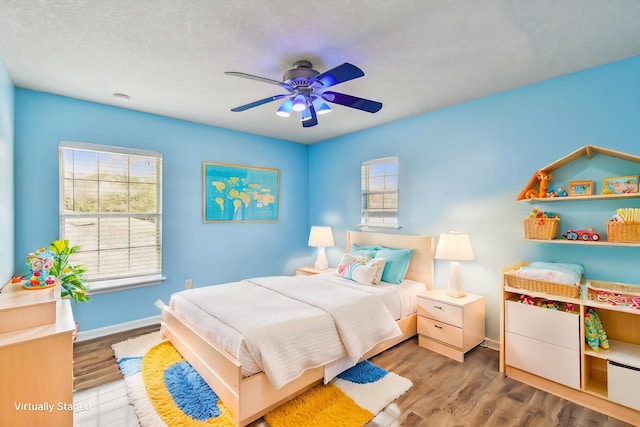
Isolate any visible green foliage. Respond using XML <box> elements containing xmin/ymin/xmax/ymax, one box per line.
<box><xmin>49</xmin><ymin>239</ymin><xmax>90</xmax><ymax>302</ymax></box>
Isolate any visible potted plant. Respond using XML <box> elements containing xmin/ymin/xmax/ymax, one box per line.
<box><xmin>49</xmin><ymin>239</ymin><xmax>90</xmax><ymax>302</ymax></box>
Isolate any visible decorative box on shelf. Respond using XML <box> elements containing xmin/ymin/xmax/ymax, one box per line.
<box><xmin>503</xmin><ymin>270</ymin><xmax>581</xmax><ymax>299</ymax></box>
<box><xmin>523</xmin><ymin>217</ymin><xmax>559</xmax><ymax>240</ymax></box>
<box><xmin>587</xmin><ymin>280</ymin><xmax>640</xmax><ymax>307</ymax></box>
<box><xmin>606</xmin><ymin>221</ymin><xmax>640</xmax><ymax>243</ymax></box>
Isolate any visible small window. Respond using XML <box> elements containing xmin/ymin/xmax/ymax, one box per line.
<box><xmin>59</xmin><ymin>141</ymin><xmax>163</xmax><ymax>293</ymax></box>
<box><xmin>359</xmin><ymin>156</ymin><xmax>399</xmax><ymax>229</ymax></box>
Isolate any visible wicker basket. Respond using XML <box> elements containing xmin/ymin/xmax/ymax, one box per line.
<box><xmin>605</xmin><ymin>221</ymin><xmax>640</xmax><ymax>243</ymax></box>
<box><xmin>523</xmin><ymin>217</ymin><xmax>559</xmax><ymax>240</ymax></box>
<box><xmin>587</xmin><ymin>280</ymin><xmax>640</xmax><ymax>306</ymax></box>
<box><xmin>504</xmin><ymin>271</ymin><xmax>581</xmax><ymax>298</ymax></box>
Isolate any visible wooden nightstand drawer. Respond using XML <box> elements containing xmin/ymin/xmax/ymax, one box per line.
<box><xmin>417</xmin><ymin>298</ymin><xmax>463</xmax><ymax>328</ymax></box>
<box><xmin>418</xmin><ymin>316</ymin><xmax>463</xmax><ymax>348</ymax></box>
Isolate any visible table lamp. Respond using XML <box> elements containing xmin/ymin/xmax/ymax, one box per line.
<box><xmin>308</xmin><ymin>226</ymin><xmax>335</xmax><ymax>270</ymax></box>
<box><xmin>435</xmin><ymin>231</ymin><xmax>475</xmax><ymax>298</ymax></box>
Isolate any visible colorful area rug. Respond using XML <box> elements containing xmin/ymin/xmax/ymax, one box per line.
<box><xmin>112</xmin><ymin>332</ymin><xmax>412</xmax><ymax>427</ymax></box>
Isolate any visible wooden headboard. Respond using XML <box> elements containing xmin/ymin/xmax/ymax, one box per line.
<box><xmin>346</xmin><ymin>231</ymin><xmax>435</xmax><ymax>290</ymax></box>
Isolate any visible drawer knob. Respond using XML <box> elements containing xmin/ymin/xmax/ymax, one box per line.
<box><xmin>434</xmin><ymin>324</ymin><xmax>443</xmax><ymax>329</ymax></box>
<box><xmin>434</xmin><ymin>305</ymin><xmax>443</xmax><ymax>310</ymax></box>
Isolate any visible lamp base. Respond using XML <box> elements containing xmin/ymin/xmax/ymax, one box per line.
<box><xmin>314</xmin><ymin>247</ymin><xmax>328</xmax><ymax>270</ymax></box>
<box><xmin>446</xmin><ymin>289</ymin><xmax>467</xmax><ymax>298</ymax></box>
<box><xmin>446</xmin><ymin>261</ymin><xmax>466</xmax><ymax>298</ymax></box>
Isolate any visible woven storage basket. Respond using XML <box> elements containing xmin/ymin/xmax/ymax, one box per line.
<box><xmin>605</xmin><ymin>221</ymin><xmax>640</xmax><ymax>243</ymax></box>
<box><xmin>523</xmin><ymin>217</ymin><xmax>559</xmax><ymax>240</ymax></box>
<box><xmin>587</xmin><ymin>280</ymin><xmax>640</xmax><ymax>306</ymax></box>
<box><xmin>504</xmin><ymin>271</ymin><xmax>581</xmax><ymax>298</ymax></box>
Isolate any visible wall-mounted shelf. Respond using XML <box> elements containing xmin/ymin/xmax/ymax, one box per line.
<box><xmin>517</xmin><ymin>145</ymin><xmax>640</xmax><ymax>201</ymax></box>
<box><xmin>526</xmin><ymin>193</ymin><xmax>640</xmax><ymax>203</ymax></box>
<box><xmin>525</xmin><ymin>238</ymin><xmax>640</xmax><ymax>247</ymax></box>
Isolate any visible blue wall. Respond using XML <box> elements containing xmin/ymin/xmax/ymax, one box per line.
<box><xmin>14</xmin><ymin>91</ymin><xmax>311</xmax><ymax>330</ymax></box>
<box><xmin>310</xmin><ymin>56</ymin><xmax>640</xmax><ymax>342</ymax></box>
<box><xmin>9</xmin><ymin>56</ymin><xmax>640</xmax><ymax>342</ymax></box>
<box><xmin>0</xmin><ymin>56</ymin><xmax>14</xmax><ymax>284</ymax></box>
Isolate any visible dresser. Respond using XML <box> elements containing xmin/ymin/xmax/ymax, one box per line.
<box><xmin>0</xmin><ymin>279</ymin><xmax>76</xmax><ymax>426</ymax></box>
<box><xmin>417</xmin><ymin>290</ymin><xmax>485</xmax><ymax>362</ymax></box>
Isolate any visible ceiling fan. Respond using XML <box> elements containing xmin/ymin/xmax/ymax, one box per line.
<box><xmin>225</xmin><ymin>60</ymin><xmax>383</xmax><ymax>128</ymax></box>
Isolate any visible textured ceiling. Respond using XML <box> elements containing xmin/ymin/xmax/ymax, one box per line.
<box><xmin>1</xmin><ymin>0</ymin><xmax>639</xmax><ymax>144</ymax></box>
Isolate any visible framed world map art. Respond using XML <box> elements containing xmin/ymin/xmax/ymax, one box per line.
<box><xmin>203</xmin><ymin>162</ymin><xmax>279</xmax><ymax>222</ymax></box>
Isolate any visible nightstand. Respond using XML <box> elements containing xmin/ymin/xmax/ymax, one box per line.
<box><xmin>295</xmin><ymin>266</ymin><xmax>334</xmax><ymax>276</ymax></box>
<box><xmin>417</xmin><ymin>289</ymin><xmax>485</xmax><ymax>362</ymax></box>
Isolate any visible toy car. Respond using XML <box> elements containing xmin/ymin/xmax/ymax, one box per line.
<box><xmin>563</xmin><ymin>228</ymin><xmax>600</xmax><ymax>241</ymax></box>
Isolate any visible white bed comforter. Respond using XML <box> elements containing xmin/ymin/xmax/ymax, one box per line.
<box><xmin>170</xmin><ymin>274</ymin><xmax>403</xmax><ymax>389</ymax></box>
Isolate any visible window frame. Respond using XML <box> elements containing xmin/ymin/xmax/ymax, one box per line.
<box><xmin>58</xmin><ymin>141</ymin><xmax>164</xmax><ymax>294</ymax></box>
<box><xmin>358</xmin><ymin>156</ymin><xmax>400</xmax><ymax>230</ymax></box>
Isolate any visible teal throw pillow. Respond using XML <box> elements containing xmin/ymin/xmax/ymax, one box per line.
<box><xmin>376</xmin><ymin>247</ymin><xmax>413</xmax><ymax>284</ymax></box>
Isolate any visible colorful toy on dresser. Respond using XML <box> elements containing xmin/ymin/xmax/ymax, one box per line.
<box><xmin>23</xmin><ymin>248</ymin><xmax>56</xmax><ymax>289</ymax></box>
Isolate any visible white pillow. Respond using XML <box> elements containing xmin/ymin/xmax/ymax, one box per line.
<box><xmin>347</xmin><ymin>263</ymin><xmax>378</xmax><ymax>285</ymax></box>
<box><xmin>336</xmin><ymin>253</ymin><xmax>379</xmax><ymax>285</ymax></box>
<box><xmin>368</xmin><ymin>258</ymin><xmax>387</xmax><ymax>285</ymax></box>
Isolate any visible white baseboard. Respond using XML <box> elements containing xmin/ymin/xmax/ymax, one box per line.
<box><xmin>75</xmin><ymin>315</ymin><xmax>161</xmax><ymax>342</ymax></box>
<box><xmin>484</xmin><ymin>337</ymin><xmax>500</xmax><ymax>351</ymax></box>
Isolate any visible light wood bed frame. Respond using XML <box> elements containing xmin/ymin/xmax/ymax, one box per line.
<box><xmin>159</xmin><ymin>231</ymin><xmax>434</xmax><ymax>426</ymax></box>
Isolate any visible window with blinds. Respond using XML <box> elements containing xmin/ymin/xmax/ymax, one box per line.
<box><xmin>59</xmin><ymin>142</ymin><xmax>163</xmax><ymax>293</ymax></box>
<box><xmin>360</xmin><ymin>156</ymin><xmax>399</xmax><ymax>229</ymax></box>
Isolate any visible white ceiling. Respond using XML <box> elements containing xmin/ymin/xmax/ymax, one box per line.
<box><xmin>1</xmin><ymin>1</ymin><xmax>639</xmax><ymax>144</ymax></box>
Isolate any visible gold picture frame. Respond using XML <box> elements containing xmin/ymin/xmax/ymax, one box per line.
<box><xmin>568</xmin><ymin>180</ymin><xmax>593</xmax><ymax>196</ymax></box>
<box><xmin>602</xmin><ymin>175</ymin><xmax>639</xmax><ymax>195</ymax></box>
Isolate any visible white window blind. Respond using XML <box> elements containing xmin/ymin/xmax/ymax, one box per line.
<box><xmin>360</xmin><ymin>156</ymin><xmax>399</xmax><ymax>229</ymax></box>
<box><xmin>59</xmin><ymin>142</ymin><xmax>163</xmax><ymax>292</ymax></box>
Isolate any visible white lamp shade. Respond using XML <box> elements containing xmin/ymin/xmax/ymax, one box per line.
<box><xmin>308</xmin><ymin>226</ymin><xmax>335</xmax><ymax>248</ymax></box>
<box><xmin>435</xmin><ymin>231</ymin><xmax>475</xmax><ymax>261</ymax></box>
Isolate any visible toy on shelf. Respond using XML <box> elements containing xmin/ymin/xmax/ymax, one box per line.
<box><xmin>547</xmin><ymin>187</ymin><xmax>568</xmax><ymax>198</ymax></box>
<box><xmin>528</xmin><ymin>208</ymin><xmax>559</xmax><ymax>220</ymax></box>
<box><xmin>517</xmin><ymin>295</ymin><xmax>563</xmax><ymax>311</ymax></box>
<box><xmin>585</xmin><ymin>308</ymin><xmax>610</xmax><ymax>352</ymax></box>
<box><xmin>520</xmin><ymin>170</ymin><xmax>553</xmax><ymax>200</ymax></box>
<box><xmin>23</xmin><ymin>248</ymin><xmax>57</xmax><ymax>289</ymax></box>
<box><xmin>562</xmin><ymin>226</ymin><xmax>600</xmax><ymax>241</ymax></box>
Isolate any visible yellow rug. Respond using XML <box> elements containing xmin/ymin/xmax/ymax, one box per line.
<box><xmin>112</xmin><ymin>332</ymin><xmax>412</xmax><ymax>427</ymax></box>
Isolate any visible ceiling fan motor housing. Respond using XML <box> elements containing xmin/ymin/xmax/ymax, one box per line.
<box><xmin>283</xmin><ymin>60</ymin><xmax>319</xmax><ymax>87</ymax></box>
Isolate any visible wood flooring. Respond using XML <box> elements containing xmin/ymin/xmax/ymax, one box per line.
<box><xmin>73</xmin><ymin>324</ymin><xmax>161</xmax><ymax>391</ymax></box>
<box><xmin>73</xmin><ymin>328</ymin><xmax>635</xmax><ymax>426</ymax></box>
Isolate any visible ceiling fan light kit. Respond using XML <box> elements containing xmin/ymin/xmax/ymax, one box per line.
<box><xmin>225</xmin><ymin>60</ymin><xmax>382</xmax><ymax>128</ymax></box>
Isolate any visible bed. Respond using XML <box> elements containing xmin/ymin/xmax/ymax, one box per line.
<box><xmin>159</xmin><ymin>231</ymin><xmax>434</xmax><ymax>426</ymax></box>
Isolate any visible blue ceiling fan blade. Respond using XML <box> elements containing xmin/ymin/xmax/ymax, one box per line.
<box><xmin>321</xmin><ymin>91</ymin><xmax>383</xmax><ymax>113</ymax></box>
<box><xmin>230</xmin><ymin>94</ymin><xmax>289</xmax><ymax>112</ymax></box>
<box><xmin>311</xmin><ymin>63</ymin><xmax>364</xmax><ymax>88</ymax></box>
<box><xmin>225</xmin><ymin>72</ymin><xmax>295</xmax><ymax>92</ymax></box>
<box><xmin>301</xmin><ymin>104</ymin><xmax>318</xmax><ymax>127</ymax></box>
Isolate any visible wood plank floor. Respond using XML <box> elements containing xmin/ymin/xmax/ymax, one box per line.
<box><xmin>73</xmin><ymin>329</ymin><xmax>634</xmax><ymax>426</ymax></box>
<box><xmin>73</xmin><ymin>324</ymin><xmax>161</xmax><ymax>391</ymax></box>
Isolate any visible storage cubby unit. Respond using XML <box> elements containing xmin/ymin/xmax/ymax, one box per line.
<box><xmin>505</xmin><ymin>145</ymin><xmax>640</xmax><ymax>423</ymax></box>
<box><xmin>500</xmin><ymin>263</ymin><xmax>640</xmax><ymax>424</ymax></box>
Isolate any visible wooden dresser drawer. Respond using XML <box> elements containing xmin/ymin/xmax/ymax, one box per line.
<box><xmin>505</xmin><ymin>300</ymin><xmax>579</xmax><ymax>350</ymax></box>
<box><xmin>417</xmin><ymin>298</ymin><xmax>463</xmax><ymax>328</ymax></box>
<box><xmin>418</xmin><ymin>315</ymin><xmax>463</xmax><ymax>348</ymax></box>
